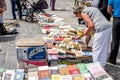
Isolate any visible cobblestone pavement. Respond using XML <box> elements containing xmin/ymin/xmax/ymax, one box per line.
<box><xmin>0</xmin><ymin>0</ymin><xmax>120</xmax><ymax>79</ymax></box>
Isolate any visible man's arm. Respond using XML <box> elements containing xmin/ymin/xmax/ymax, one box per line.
<box><xmin>107</xmin><ymin>5</ymin><xmax>112</xmax><ymax>15</ymax></box>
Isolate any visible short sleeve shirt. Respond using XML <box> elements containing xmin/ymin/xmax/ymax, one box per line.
<box><xmin>108</xmin><ymin>0</ymin><xmax>120</xmax><ymax>17</ymax></box>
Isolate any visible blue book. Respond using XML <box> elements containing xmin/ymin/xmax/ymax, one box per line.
<box><xmin>14</xmin><ymin>69</ymin><xmax>24</xmax><ymax>80</ymax></box>
<box><xmin>82</xmin><ymin>51</ymin><xmax>92</xmax><ymax>56</ymax></box>
<box><xmin>41</xmin><ymin>78</ymin><xmax>51</xmax><ymax>80</ymax></box>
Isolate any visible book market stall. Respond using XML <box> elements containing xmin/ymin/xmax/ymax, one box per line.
<box><xmin>0</xmin><ymin>13</ymin><xmax>113</xmax><ymax>80</ymax></box>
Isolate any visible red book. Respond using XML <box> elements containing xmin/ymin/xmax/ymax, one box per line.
<box><xmin>54</xmin><ymin>37</ymin><xmax>64</xmax><ymax>41</ymax></box>
<box><xmin>69</xmin><ymin>69</ymin><xmax>80</xmax><ymax>75</ymax></box>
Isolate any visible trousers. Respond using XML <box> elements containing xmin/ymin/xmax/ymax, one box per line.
<box><xmin>11</xmin><ymin>0</ymin><xmax>22</xmax><ymax>19</ymax></box>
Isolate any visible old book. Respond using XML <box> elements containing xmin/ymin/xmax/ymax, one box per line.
<box><xmin>38</xmin><ymin>70</ymin><xmax>50</xmax><ymax>79</ymax></box>
<box><xmin>86</xmin><ymin>62</ymin><xmax>113</xmax><ymax>80</ymax></box>
<box><xmin>2</xmin><ymin>70</ymin><xmax>15</xmax><ymax>80</ymax></box>
<box><xmin>67</xmin><ymin>65</ymin><xmax>78</xmax><ymax>71</ymax></box>
<box><xmin>82</xmin><ymin>51</ymin><xmax>92</xmax><ymax>56</ymax></box>
<box><xmin>57</xmin><ymin>64</ymin><xmax>67</xmax><ymax>69</ymax></box>
<box><xmin>69</xmin><ymin>69</ymin><xmax>80</xmax><ymax>75</ymax></box>
<box><xmin>28</xmin><ymin>68</ymin><xmax>38</xmax><ymax>80</ymax></box>
<box><xmin>59</xmin><ymin>67</ymin><xmax>69</xmax><ymax>75</ymax></box>
<box><xmin>51</xmin><ymin>74</ymin><xmax>61</xmax><ymax>80</ymax></box>
<box><xmin>47</xmin><ymin>49</ymin><xmax>58</xmax><ymax>55</ymax></box>
<box><xmin>61</xmin><ymin>75</ymin><xmax>72</xmax><ymax>80</ymax></box>
<box><xmin>82</xmin><ymin>73</ymin><xmax>93</xmax><ymax>80</ymax></box>
<box><xmin>50</xmin><ymin>66</ymin><xmax>59</xmax><ymax>74</ymax></box>
<box><xmin>14</xmin><ymin>69</ymin><xmax>24</xmax><ymax>80</ymax></box>
<box><xmin>48</xmin><ymin>55</ymin><xmax>58</xmax><ymax>60</ymax></box>
<box><xmin>73</xmin><ymin>75</ymin><xmax>85</xmax><ymax>80</ymax></box>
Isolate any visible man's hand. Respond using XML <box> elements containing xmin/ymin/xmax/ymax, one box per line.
<box><xmin>73</xmin><ymin>36</ymin><xmax>81</xmax><ymax>40</ymax></box>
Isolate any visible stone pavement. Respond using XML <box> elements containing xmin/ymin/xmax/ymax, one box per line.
<box><xmin>0</xmin><ymin>0</ymin><xmax>120</xmax><ymax>79</ymax></box>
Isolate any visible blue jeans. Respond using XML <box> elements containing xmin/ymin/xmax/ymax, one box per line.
<box><xmin>11</xmin><ymin>0</ymin><xmax>22</xmax><ymax>19</ymax></box>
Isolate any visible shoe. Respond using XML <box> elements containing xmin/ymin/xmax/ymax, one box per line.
<box><xmin>51</xmin><ymin>9</ymin><xmax>55</xmax><ymax>11</ymax></box>
<box><xmin>107</xmin><ymin>60</ymin><xmax>116</xmax><ymax>65</ymax></box>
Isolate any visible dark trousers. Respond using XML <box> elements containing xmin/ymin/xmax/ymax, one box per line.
<box><xmin>109</xmin><ymin>17</ymin><xmax>120</xmax><ymax>63</ymax></box>
<box><xmin>11</xmin><ymin>0</ymin><xmax>22</xmax><ymax>19</ymax></box>
<box><xmin>50</xmin><ymin>0</ymin><xmax>56</xmax><ymax>10</ymax></box>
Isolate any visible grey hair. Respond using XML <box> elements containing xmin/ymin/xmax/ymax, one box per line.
<box><xmin>73</xmin><ymin>6</ymin><xmax>84</xmax><ymax>14</ymax></box>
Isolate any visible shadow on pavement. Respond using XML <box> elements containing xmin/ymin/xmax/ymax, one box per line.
<box><xmin>105</xmin><ymin>63</ymin><xmax>120</xmax><ymax>80</ymax></box>
<box><xmin>54</xmin><ymin>9</ymin><xmax>72</xmax><ymax>11</ymax></box>
<box><xmin>0</xmin><ymin>34</ymin><xmax>18</xmax><ymax>42</ymax></box>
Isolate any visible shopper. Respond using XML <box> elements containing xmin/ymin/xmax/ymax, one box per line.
<box><xmin>50</xmin><ymin>0</ymin><xmax>56</xmax><ymax>10</ymax></box>
<box><xmin>98</xmin><ymin>0</ymin><xmax>111</xmax><ymax>21</ymax></box>
<box><xmin>11</xmin><ymin>0</ymin><xmax>22</xmax><ymax>20</ymax></box>
<box><xmin>107</xmin><ymin>0</ymin><xmax>120</xmax><ymax>65</ymax></box>
<box><xmin>0</xmin><ymin>0</ymin><xmax>7</xmax><ymax>35</ymax></box>
<box><xmin>73</xmin><ymin>6</ymin><xmax>112</xmax><ymax>66</ymax></box>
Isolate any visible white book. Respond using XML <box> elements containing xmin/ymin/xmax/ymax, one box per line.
<box><xmin>2</xmin><ymin>70</ymin><xmax>15</xmax><ymax>80</ymax></box>
<box><xmin>38</xmin><ymin>66</ymin><xmax>49</xmax><ymax>71</ymax></box>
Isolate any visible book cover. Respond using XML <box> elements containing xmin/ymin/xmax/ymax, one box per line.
<box><xmin>69</xmin><ymin>69</ymin><xmax>80</xmax><ymax>75</ymax></box>
<box><xmin>59</xmin><ymin>67</ymin><xmax>69</xmax><ymax>75</ymax></box>
<box><xmin>50</xmin><ymin>66</ymin><xmax>59</xmax><ymax>74</ymax></box>
<box><xmin>47</xmin><ymin>49</ymin><xmax>58</xmax><ymax>55</ymax></box>
<box><xmin>61</xmin><ymin>75</ymin><xmax>72</xmax><ymax>80</ymax></box>
<box><xmin>86</xmin><ymin>62</ymin><xmax>113</xmax><ymax>80</ymax></box>
<box><xmin>67</xmin><ymin>65</ymin><xmax>78</xmax><ymax>71</ymax></box>
<box><xmin>82</xmin><ymin>51</ymin><xmax>92</xmax><ymax>56</ymax></box>
<box><xmin>38</xmin><ymin>70</ymin><xmax>51</xmax><ymax>79</ymax></box>
<box><xmin>14</xmin><ymin>69</ymin><xmax>24</xmax><ymax>80</ymax></box>
<box><xmin>2</xmin><ymin>70</ymin><xmax>15</xmax><ymax>80</ymax></box>
<box><xmin>51</xmin><ymin>74</ymin><xmax>61</xmax><ymax>80</ymax></box>
<box><xmin>28</xmin><ymin>68</ymin><xmax>38</xmax><ymax>80</ymax></box>
<box><xmin>73</xmin><ymin>75</ymin><xmax>85</xmax><ymax>80</ymax></box>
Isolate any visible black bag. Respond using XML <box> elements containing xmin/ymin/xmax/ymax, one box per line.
<box><xmin>0</xmin><ymin>23</ymin><xmax>6</xmax><ymax>35</ymax></box>
<box><xmin>37</xmin><ymin>0</ymin><xmax>48</xmax><ymax>9</ymax></box>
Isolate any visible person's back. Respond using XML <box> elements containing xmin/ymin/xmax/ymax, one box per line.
<box><xmin>82</xmin><ymin>7</ymin><xmax>111</xmax><ymax>30</ymax></box>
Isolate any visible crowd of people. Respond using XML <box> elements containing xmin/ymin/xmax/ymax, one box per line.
<box><xmin>0</xmin><ymin>0</ymin><xmax>120</xmax><ymax>67</ymax></box>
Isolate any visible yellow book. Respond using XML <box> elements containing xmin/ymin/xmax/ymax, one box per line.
<box><xmin>51</xmin><ymin>74</ymin><xmax>61</xmax><ymax>80</ymax></box>
<box><xmin>73</xmin><ymin>75</ymin><xmax>85</xmax><ymax>80</ymax></box>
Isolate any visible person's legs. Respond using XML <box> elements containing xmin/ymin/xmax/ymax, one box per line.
<box><xmin>16</xmin><ymin>0</ymin><xmax>22</xmax><ymax>19</ymax></box>
<box><xmin>11</xmin><ymin>0</ymin><xmax>16</xmax><ymax>19</ymax></box>
<box><xmin>92</xmin><ymin>27</ymin><xmax>112</xmax><ymax>66</ymax></box>
<box><xmin>109</xmin><ymin>18</ymin><xmax>120</xmax><ymax>64</ymax></box>
<box><xmin>50</xmin><ymin>0</ymin><xmax>56</xmax><ymax>10</ymax></box>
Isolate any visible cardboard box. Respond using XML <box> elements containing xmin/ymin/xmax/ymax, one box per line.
<box><xmin>16</xmin><ymin>46</ymin><xmax>46</xmax><ymax>60</ymax></box>
<box><xmin>16</xmin><ymin>38</ymin><xmax>47</xmax><ymax>60</ymax></box>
